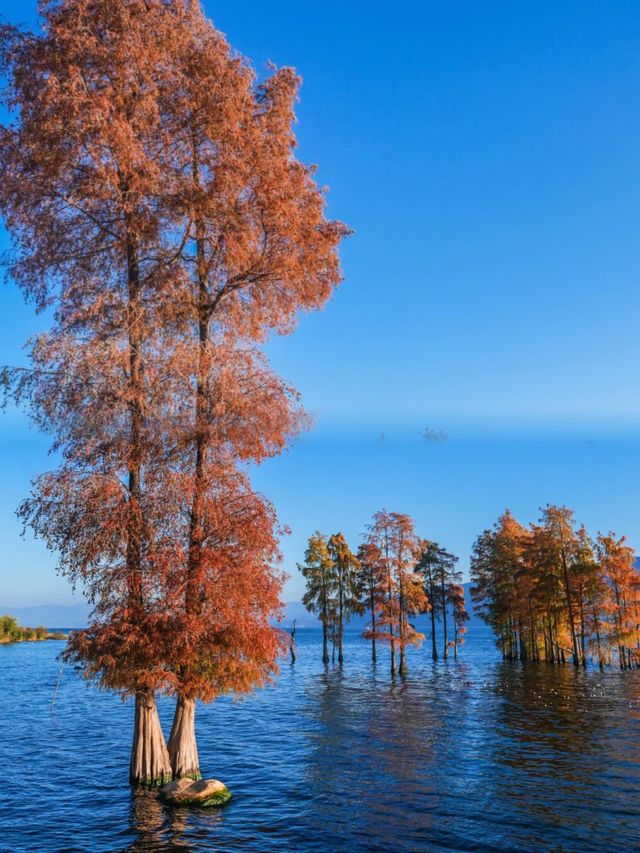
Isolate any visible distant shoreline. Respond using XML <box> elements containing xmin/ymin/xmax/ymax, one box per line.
<box><xmin>0</xmin><ymin>633</ymin><xmax>67</xmax><ymax>645</ymax></box>
<box><xmin>0</xmin><ymin>615</ymin><xmax>66</xmax><ymax>644</ymax></box>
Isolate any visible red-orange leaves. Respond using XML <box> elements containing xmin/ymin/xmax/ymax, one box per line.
<box><xmin>363</xmin><ymin>510</ymin><xmax>427</xmax><ymax>676</ymax></box>
<box><xmin>1</xmin><ymin>0</ymin><xmax>348</xmax><ymax>708</ymax></box>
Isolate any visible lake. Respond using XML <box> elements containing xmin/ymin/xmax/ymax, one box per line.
<box><xmin>1</xmin><ymin>625</ymin><xmax>639</xmax><ymax>852</ymax></box>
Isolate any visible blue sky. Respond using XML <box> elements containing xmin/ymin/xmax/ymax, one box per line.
<box><xmin>2</xmin><ymin>1</ymin><xmax>640</xmax><ymax>605</ymax></box>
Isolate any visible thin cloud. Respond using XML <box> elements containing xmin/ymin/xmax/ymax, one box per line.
<box><xmin>420</xmin><ymin>427</ymin><xmax>448</xmax><ymax>443</ymax></box>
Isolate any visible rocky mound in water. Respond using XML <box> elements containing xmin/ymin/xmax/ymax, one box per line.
<box><xmin>160</xmin><ymin>778</ymin><xmax>232</xmax><ymax>807</ymax></box>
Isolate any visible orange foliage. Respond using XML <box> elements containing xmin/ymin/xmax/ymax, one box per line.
<box><xmin>471</xmin><ymin>506</ymin><xmax>640</xmax><ymax>668</ymax></box>
<box><xmin>0</xmin><ymin>0</ymin><xmax>349</xmax><ymax>710</ymax></box>
<box><xmin>363</xmin><ymin>510</ymin><xmax>427</xmax><ymax>676</ymax></box>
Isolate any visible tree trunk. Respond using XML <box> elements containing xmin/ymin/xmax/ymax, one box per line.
<box><xmin>289</xmin><ymin>622</ymin><xmax>296</xmax><ymax>664</ymax></box>
<box><xmin>398</xmin><ymin>569</ymin><xmax>406</xmax><ymax>677</ymax></box>
<box><xmin>528</xmin><ymin>598</ymin><xmax>537</xmax><ymax>661</ymax></box>
<box><xmin>123</xmin><ymin>207</ymin><xmax>145</xmax><ymax>610</ymax></box>
<box><xmin>399</xmin><ymin>649</ymin><xmax>407</xmax><ymax>677</ymax></box>
<box><xmin>322</xmin><ymin>617</ymin><xmax>329</xmax><ymax>665</ymax></box>
<box><xmin>369</xmin><ymin>590</ymin><xmax>377</xmax><ymax>663</ymax></box>
<box><xmin>168</xmin><ymin>696</ymin><xmax>201</xmax><ymax>780</ymax></box>
<box><xmin>560</xmin><ymin>547</ymin><xmax>580</xmax><ymax>665</ymax></box>
<box><xmin>593</xmin><ymin>605</ymin><xmax>603</xmax><ymax>668</ymax></box>
<box><xmin>123</xmin><ymin>221</ymin><xmax>171</xmax><ymax>789</ymax></box>
<box><xmin>578</xmin><ymin>594</ymin><xmax>586</xmax><ymax>666</ymax></box>
<box><xmin>175</xmin><ymin>143</ymin><xmax>212</xmax><ymax>780</ymax></box>
<box><xmin>399</xmin><ymin>602</ymin><xmax>407</xmax><ymax>675</ymax></box>
<box><xmin>430</xmin><ymin>579</ymin><xmax>438</xmax><ymax>661</ymax></box>
<box><xmin>441</xmin><ymin>579</ymin><xmax>448</xmax><ymax>660</ymax></box>
<box><xmin>338</xmin><ymin>573</ymin><xmax>344</xmax><ymax>665</ymax></box>
<box><xmin>130</xmin><ymin>691</ymin><xmax>172</xmax><ymax>788</ymax></box>
<box><xmin>546</xmin><ymin>620</ymin><xmax>554</xmax><ymax>663</ymax></box>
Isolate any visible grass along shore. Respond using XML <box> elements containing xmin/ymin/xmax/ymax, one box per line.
<box><xmin>0</xmin><ymin>615</ymin><xmax>65</xmax><ymax>644</ymax></box>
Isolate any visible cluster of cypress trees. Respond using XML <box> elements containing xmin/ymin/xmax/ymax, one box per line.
<box><xmin>299</xmin><ymin>510</ymin><xmax>468</xmax><ymax>675</ymax></box>
<box><xmin>471</xmin><ymin>506</ymin><xmax>640</xmax><ymax>668</ymax></box>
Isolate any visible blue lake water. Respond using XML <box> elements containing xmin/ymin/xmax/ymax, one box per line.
<box><xmin>1</xmin><ymin>625</ymin><xmax>639</xmax><ymax>852</ymax></box>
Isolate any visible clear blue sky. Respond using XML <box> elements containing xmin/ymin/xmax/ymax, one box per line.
<box><xmin>2</xmin><ymin>1</ymin><xmax>640</xmax><ymax>605</ymax></box>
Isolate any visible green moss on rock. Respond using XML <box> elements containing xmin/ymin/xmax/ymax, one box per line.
<box><xmin>200</xmin><ymin>788</ymin><xmax>232</xmax><ymax>807</ymax></box>
<box><xmin>160</xmin><ymin>778</ymin><xmax>231</xmax><ymax>808</ymax></box>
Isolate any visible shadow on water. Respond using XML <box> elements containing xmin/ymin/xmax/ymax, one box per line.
<box><xmin>293</xmin><ymin>642</ymin><xmax>640</xmax><ymax>852</ymax></box>
<box><xmin>299</xmin><ymin>659</ymin><xmax>502</xmax><ymax>852</ymax></box>
<box><xmin>478</xmin><ymin>661</ymin><xmax>640</xmax><ymax>851</ymax></box>
<box><xmin>125</xmin><ymin>790</ymin><xmax>226</xmax><ymax>853</ymax></box>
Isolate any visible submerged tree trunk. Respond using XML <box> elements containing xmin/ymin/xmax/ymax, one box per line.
<box><xmin>441</xmin><ymin>579</ymin><xmax>448</xmax><ymax>660</ymax></box>
<box><xmin>429</xmin><ymin>579</ymin><xmax>438</xmax><ymax>661</ymax></box>
<box><xmin>546</xmin><ymin>620</ymin><xmax>555</xmax><ymax>664</ymax></box>
<box><xmin>398</xmin><ymin>571</ymin><xmax>407</xmax><ymax>677</ymax></box>
<box><xmin>593</xmin><ymin>605</ymin><xmax>604</xmax><ymax>668</ymax></box>
<box><xmin>130</xmin><ymin>691</ymin><xmax>172</xmax><ymax>788</ymax></box>
<box><xmin>369</xmin><ymin>591</ymin><xmax>377</xmax><ymax>664</ymax></box>
<box><xmin>338</xmin><ymin>572</ymin><xmax>344</xmax><ymax>666</ymax></box>
<box><xmin>169</xmin><ymin>696</ymin><xmax>201</xmax><ymax>780</ymax></box>
<box><xmin>528</xmin><ymin>598</ymin><xmax>538</xmax><ymax>661</ymax></box>
<box><xmin>399</xmin><ymin>649</ymin><xmax>407</xmax><ymax>676</ymax></box>
<box><xmin>289</xmin><ymin>621</ymin><xmax>297</xmax><ymax>664</ymax></box>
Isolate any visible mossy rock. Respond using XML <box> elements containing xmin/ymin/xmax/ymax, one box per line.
<box><xmin>160</xmin><ymin>778</ymin><xmax>232</xmax><ymax>808</ymax></box>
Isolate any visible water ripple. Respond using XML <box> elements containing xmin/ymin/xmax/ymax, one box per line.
<box><xmin>1</xmin><ymin>627</ymin><xmax>639</xmax><ymax>852</ymax></box>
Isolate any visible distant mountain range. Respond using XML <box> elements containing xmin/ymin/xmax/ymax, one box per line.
<box><xmin>0</xmin><ymin>601</ymin><xmax>320</xmax><ymax>630</ymax></box>
<box><xmin>1</xmin><ymin>585</ymin><xmax>479</xmax><ymax>630</ymax></box>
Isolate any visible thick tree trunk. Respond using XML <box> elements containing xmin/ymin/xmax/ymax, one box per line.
<box><xmin>130</xmin><ymin>691</ymin><xmax>172</xmax><ymax>788</ymax></box>
<box><xmin>169</xmin><ymin>696</ymin><xmax>201</xmax><ymax>780</ymax></box>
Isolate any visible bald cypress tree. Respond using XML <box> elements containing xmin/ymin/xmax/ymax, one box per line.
<box><xmin>300</xmin><ymin>533</ymin><xmax>335</xmax><ymax>665</ymax></box>
<box><xmin>1</xmin><ymin>0</ymin><xmax>348</xmax><ymax>786</ymax></box>
<box><xmin>327</xmin><ymin>533</ymin><xmax>360</xmax><ymax>665</ymax></box>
